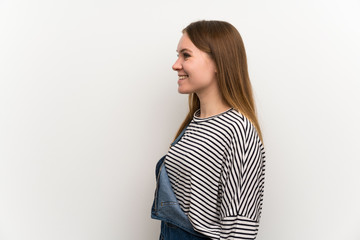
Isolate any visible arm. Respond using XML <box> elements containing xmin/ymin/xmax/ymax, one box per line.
<box><xmin>219</xmin><ymin>121</ymin><xmax>266</xmax><ymax>239</ymax></box>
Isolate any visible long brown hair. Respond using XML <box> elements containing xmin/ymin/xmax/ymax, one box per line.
<box><xmin>171</xmin><ymin>20</ymin><xmax>264</xmax><ymax>147</ymax></box>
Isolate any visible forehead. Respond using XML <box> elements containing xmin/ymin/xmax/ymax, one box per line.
<box><xmin>176</xmin><ymin>33</ymin><xmax>196</xmax><ymax>53</ymax></box>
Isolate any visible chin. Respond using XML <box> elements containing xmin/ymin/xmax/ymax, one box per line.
<box><xmin>178</xmin><ymin>88</ymin><xmax>192</xmax><ymax>94</ymax></box>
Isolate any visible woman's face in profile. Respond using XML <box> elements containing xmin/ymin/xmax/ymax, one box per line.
<box><xmin>172</xmin><ymin>32</ymin><xmax>217</xmax><ymax>94</ymax></box>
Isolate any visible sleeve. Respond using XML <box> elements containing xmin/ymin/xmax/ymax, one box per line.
<box><xmin>218</xmin><ymin>121</ymin><xmax>266</xmax><ymax>239</ymax></box>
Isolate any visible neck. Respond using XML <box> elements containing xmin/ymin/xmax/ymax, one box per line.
<box><xmin>195</xmin><ymin>83</ymin><xmax>231</xmax><ymax>118</ymax></box>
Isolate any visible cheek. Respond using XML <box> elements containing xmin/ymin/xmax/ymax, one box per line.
<box><xmin>188</xmin><ymin>72</ymin><xmax>214</xmax><ymax>88</ymax></box>
<box><xmin>194</xmin><ymin>64</ymin><xmax>216</xmax><ymax>82</ymax></box>
<box><xmin>183</xmin><ymin>61</ymin><xmax>216</xmax><ymax>85</ymax></box>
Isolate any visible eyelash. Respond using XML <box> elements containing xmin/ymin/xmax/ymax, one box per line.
<box><xmin>177</xmin><ymin>53</ymin><xmax>190</xmax><ymax>59</ymax></box>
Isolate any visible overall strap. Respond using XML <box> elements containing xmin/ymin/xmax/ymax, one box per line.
<box><xmin>170</xmin><ymin>122</ymin><xmax>190</xmax><ymax>147</ymax></box>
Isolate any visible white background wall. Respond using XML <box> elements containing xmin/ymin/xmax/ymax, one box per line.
<box><xmin>1</xmin><ymin>0</ymin><xmax>359</xmax><ymax>239</ymax></box>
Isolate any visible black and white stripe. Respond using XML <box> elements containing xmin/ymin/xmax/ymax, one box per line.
<box><xmin>164</xmin><ymin>107</ymin><xmax>266</xmax><ymax>240</ymax></box>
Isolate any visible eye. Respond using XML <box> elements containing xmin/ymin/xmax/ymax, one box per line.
<box><xmin>183</xmin><ymin>53</ymin><xmax>190</xmax><ymax>59</ymax></box>
<box><xmin>176</xmin><ymin>53</ymin><xmax>190</xmax><ymax>59</ymax></box>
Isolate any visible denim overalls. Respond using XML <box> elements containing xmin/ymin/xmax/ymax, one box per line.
<box><xmin>151</xmin><ymin>123</ymin><xmax>211</xmax><ymax>240</ymax></box>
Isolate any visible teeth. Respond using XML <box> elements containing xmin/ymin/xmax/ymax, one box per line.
<box><xmin>179</xmin><ymin>75</ymin><xmax>188</xmax><ymax>80</ymax></box>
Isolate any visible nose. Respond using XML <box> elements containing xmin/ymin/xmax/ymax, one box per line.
<box><xmin>172</xmin><ymin>57</ymin><xmax>182</xmax><ymax>71</ymax></box>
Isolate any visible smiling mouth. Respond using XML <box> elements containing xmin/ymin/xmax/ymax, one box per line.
<box><xmin>179</xmin><ymin>75</ymin><xmax>188</xmax><ymax>80</ymax></box>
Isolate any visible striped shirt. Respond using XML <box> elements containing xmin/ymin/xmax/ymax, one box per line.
<box><xmin>164</xmin><ymin>107</ymin><xmax>266</xmax><ymax>239</ymax></box>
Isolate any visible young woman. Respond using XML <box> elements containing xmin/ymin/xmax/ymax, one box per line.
<box><xmin>151</xmin><ymin>20</ymin><xmax>266</xmax><ymax>240</ymax></box>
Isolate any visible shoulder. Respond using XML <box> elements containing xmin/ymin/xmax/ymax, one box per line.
<box><xmin>223</xmin><ymin>109</ymin><xmax>257</xmax><ymax>138</ymax></box>
<box><xmin>224</xmin><ymin>109</ymin><xmax>263</xmax><ymax>151</ymax></box>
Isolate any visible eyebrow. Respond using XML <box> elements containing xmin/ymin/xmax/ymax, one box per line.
<box><xmin>176</xmin><ymin>48</ymin><xmax>192</xmax><ymax>53</ymax></box>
